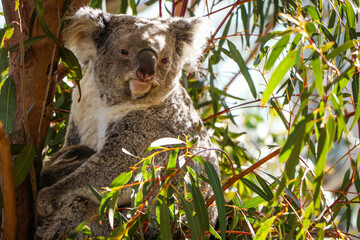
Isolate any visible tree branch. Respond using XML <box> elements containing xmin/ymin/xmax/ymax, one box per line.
<box><xmin>0</xmin><ymin>121</ymin><xmax>17</xmax><ymax>240</ymax></box>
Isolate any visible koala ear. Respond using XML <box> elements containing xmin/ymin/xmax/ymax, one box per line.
<box><xmin>168</xmin><ymin>17</ymin><xmax>211</xmax><ymax>72</ymax></box>
<box><xmin>63</xmin><ymin>7</ymin><xmax>110</xmax><ymax>64</ymax></box>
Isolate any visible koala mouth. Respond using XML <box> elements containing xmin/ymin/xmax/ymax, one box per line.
<box><xmin>129</xmin><ymin>79</ymin><xmax>154</xmax><ymax>99</ymax></box>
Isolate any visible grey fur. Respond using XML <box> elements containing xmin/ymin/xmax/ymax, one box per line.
<box><xmin>37</xmin><ymin>7</ymin><xmax>218</xmax><ymax>239</ymax></box>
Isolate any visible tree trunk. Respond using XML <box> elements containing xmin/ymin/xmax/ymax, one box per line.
<box><xmin>1</xmin><ymin>0</ymin><xmax>88</xmax><ymax>239</ymax></box>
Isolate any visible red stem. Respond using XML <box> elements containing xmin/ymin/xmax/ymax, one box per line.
<box><xmin>206</xmin><ymin>148</ymin><xmax>281</xmax><ymax>207</ymax></box>
<box><xmin>180</xmin><ymin>0</ymin><xmax>188</xmax><ymax>17</ymax></box>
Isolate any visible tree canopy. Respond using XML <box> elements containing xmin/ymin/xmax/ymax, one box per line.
<box><xmin>0</xmin><ymin>0</ymin><xmax>359</xmax><ymax>239</ymax></box>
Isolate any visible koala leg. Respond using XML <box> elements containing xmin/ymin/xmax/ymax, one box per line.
<box><xmin>37</xmin><ymin>195</ymin><xmax>109</xmax><ymax>240</ymax></box>
<box><xmin>37</xmin><ymin>151</ymin><xmax>128</xmax><ymax>217</ymax></box>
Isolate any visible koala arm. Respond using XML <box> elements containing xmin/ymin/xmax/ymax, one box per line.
<box><xmin>39</xmin><ymin>145</ymin><xmax>96</xmax><ymax>189</ymax></box>
<box><xmin>37</xmin><ymin>107</ymin><xmax>178</xmax><ymax>217</ymax></box>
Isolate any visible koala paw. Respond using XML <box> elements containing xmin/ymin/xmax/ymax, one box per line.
<box><xmin>37</xmin><ymin>188</ymin><xmax>58</xmax><ymax>217</ymax></box>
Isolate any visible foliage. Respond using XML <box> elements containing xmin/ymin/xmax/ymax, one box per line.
<box><xmin>0</xmin><ymin>0</ymin><xmax>360</xmax><ymax>239</ymax></box>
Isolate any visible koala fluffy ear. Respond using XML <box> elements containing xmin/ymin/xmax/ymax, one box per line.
<box><xmin>63</xmin><ymin>7</ymin><xmax>110</xmax><ymax>64</ymax></box>
<box><xmin>168</xmin><ymin>17</ymin><xmax>211</xmax><ymax>72</ymax></box>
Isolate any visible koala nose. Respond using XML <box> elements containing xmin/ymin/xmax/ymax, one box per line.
<box><xmin>137</xmin><ymin>49</ymin><xmax>157</xmax><ymax>82</ymax></box>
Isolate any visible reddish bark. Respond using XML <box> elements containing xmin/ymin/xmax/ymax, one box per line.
<box><xmin>1</xmin><ymin>1</ymin><xmax>89</xmax><ymax>239</ymax></box>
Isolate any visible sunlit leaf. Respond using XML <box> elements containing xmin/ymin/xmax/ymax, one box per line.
<box><xmin>108</xmin><ymin>190</ymin><xmax>120</xmax><ymax>229</ymax></box>
<box><xmin>110</xmin><ymin>171</ymin><xmax>132</xmax><ymax>188</ymax></box>
<box><xmin>325</xmin><ymin>40</ymin><xmax>355</xmax><ymax>60</ymax></box>
<box><xmin>149</xmin><ymin>137</ymin><xmax>185</xmax><ymax>147</ymax></box>
<box><xmin>303</xmin><ymin>5</ymin><xmax>321</xmax><ymax>20</ymax></box>
<box><xmin>311</xmin><ymin>57</ymin><xmax>323</xmax><ymax>97</ymax></box>
<box><xmin>314</xmin><ymin>126</ymin><xmax>330</xmax><ymax>214</ymax></box>
<box><xmin>265</xmin><ymin>34</ymin><xmax>290</xmax><ymax>70</ymax></box>
<box><xmin>1</xmin><ymin>27</ymin><xmax>13</xmax><ymax>48</ymax></box>
<box><xmin>254</xmin><ymin>216</ymin><xmax>276</xmax><ymax>240</ymax></box>
<box><xmin>262</xmin><ymin>50</ymin><xmax>298</xmax><ymax>106</ymax></box>
<box><xmin>243</xmin><ymin>196</ymin><xmax>265</xmax><ymax>209</ymax></box>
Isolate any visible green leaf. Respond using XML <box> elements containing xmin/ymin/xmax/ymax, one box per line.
<box><xmin>277</xmin><ymin>114</ymin><xmax>314</xmax><ymax>196</ymax></box>
<box><xmin>209</xmin><ymin>225</ymin><xmax>222</xmax><ymax>240</ymax></box>
<box><xmin>257</xmin><ymin>30</ymin><xmax>292</xmax><ymax>44</ymax></box>
<box><xmin>345</xmin><ymin>0</ymin><xmax>355</xmax><ymax>29</ymax></box>
<box><xmin>89</xmin><ymin>0</ymin><xmax>102</xmax><ymax>8</ymax></box>
<box><xmin>110</xmin><ymin>171</ymin><xmax>132</xmax><ymax>188</ymax></box>
<box><xmin>13</xmin><ymin>143</ymin><xmax>36</xmax><ymax>188</ymax></box>
<box><xmin>325</xmin><ymin>40</ymin><xmax>355</xmax><ymax>60</ymax></box>
<box><xmin>357</xmin><ymin>208</ymin><xmax>360</xmax><ymax>231</ymax></box>
<box><xmin>59</xmin><ymin>47</ymin><xmax>83</xmax><ymax>80</ymax></box>
<box><xmin>85</xmin><ymin>181</ymin><xmax>102</xmax><ymax>201</ymax></box>
<box><xmin>227</xmin><ymin>40</ymin><xmax>257</xmax><ymax>99</ymax></box>
<box><xmin>256</xmin><ymin>175</ymin><xmax>274</xmax><ymax>200</ymax></box>
<box><xmin>262</xmin><ymin>50</ymin><xmax>298</xmax><ymax>106</ymax></box>
<box><xmin>0</xmin><ymin>76</ymin><xmax>16</xmax><ymax>137</ymax></box>
<box><xmin>34</xmin><ymin>0</ymin><xmax>60</xmax><ymax>44</ymax></box>
<box><xmin>303</xmin><ymin>5</ymin><xmax>321</xmax><ymax>20</ymax></box>
<box><xmin>109</xmin><ymin>190</ymin><xmax>120</xmax><ymax>230</ymax></box>
<box><xmin>270</xmin><ymin>100</ymin><xmax>289</xmax><ymax>129</ymax></box>
<box><xmin>129</xmin><ymin>0</ymin><xmax>138</xmax><ymax>15</ymax></box>
<box><xmin>204</xmin><ymin>161</ymin><xmax>226</xmax><ymax>240</ymax></box>
<box><xmin>9</xmin><ymin>35</ymin><xmax>46</xmax><ymax>52</ymax></box>
<box><xmin>160</xmin><ymin>197</ymin><xmax>172</xmax><ymax>240</ymax></box>
<box><xmin>99</xmin><ymin>191</ymin><xmax>113</xmax><ymax>220</ymax></box>
<box><xmin>254</xmin><ymin>216</ymin><xmax>276</xmax><ymax>240</ymax></box>
<box><xmin>243</xmin><ymin>196</ymin><xmax>266</xmax><ymax>209</ymax></box>
<box><xmin>15</xmin><ymin>0</ymin><xmax>20</xmax><ymax>11</ymax></box>
<box><xmin>66</xmin><ymin>220</ymin><xmax>89</xmax><ymax>240</ymax></box>
<box><xmin>1</xmin><ymin>27</ymin><xmax>14</xmax><ymax>48</ymax></box>
<box><xmin>179</xmin><ymin>195</ymin><xmax>200</xmax><ymax>240</ymax></box>
<box><xmin>0</xmin><ymin>45</ymin><xmax>8</xmax><ymax>74</ymax></box>
<box><xmin>265</xmin><ymin>34</ymin><xmax>290</xmax><ymax>70</ymax></box>
<box><xmin>189</xmin><ymin>173</ymin><xmax>209</xmax><ymax>236</ymax></box>
<box><xmin>242</xmin><ymin>178</ymin><xmax>271</xmax><ymax>201</ymax></box>
<box><xmin>265</xmin><ymin>172</ymin><xmax>300</xmax><ymax>208</ymax></box>
<box><xmin>314</xmin><ymin>126</ymin><xmax>330</xmax><ymax>214</ymax></box>
<box><xmin>311</xmin><ymin>57</ymin><xmax>323</xmax><ymax>97</ymax></box>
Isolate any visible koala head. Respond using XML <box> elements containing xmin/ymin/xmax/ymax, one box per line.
<box><xmin>63</xmin><ymin>7</ymin><xmax>210</xmax><ymax>104</ymax></box>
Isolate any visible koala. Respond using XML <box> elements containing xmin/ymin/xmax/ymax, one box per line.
<box><xmin>37</xmin><ymin>6</ymin><xmax>219</xmax><ymax>239</ymax></box>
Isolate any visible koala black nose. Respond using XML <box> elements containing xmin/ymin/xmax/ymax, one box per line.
<box><xmin>137</xmin><ymin>49</ymin><xmax>157</xmax><ymax>82</ymax></box>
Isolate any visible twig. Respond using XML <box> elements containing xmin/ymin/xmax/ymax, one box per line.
<box><xmin>0</xmin><ymin>121</ymin><xmax>17</xmax><ymax>240</ymax></box>
<box><xmin>206</xmin><ymin>148</ymin><xmax>281</xmax><ymax>207</ymax></box>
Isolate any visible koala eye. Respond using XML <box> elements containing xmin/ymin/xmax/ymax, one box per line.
<box><xmin>160</xmin><ymin>58</ymin><xmax>168</xmax><ymax>65</ymax></box>
<box><xmin>121</xmin><ymin>49</ymin><xmax>129</xmax><ymax>56</ymax></box>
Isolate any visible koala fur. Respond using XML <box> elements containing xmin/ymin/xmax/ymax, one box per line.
<box><xmin>37</xmin><ymin>6</ymin><xmax>219</xmax><ymax>239</ymax></box>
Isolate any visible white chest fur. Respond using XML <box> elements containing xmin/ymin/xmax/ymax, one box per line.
<box><xmin>70</xmin><ymin>71</ymin><xmax>153</xmax><ymax>152</ymax></box>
